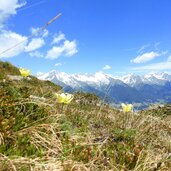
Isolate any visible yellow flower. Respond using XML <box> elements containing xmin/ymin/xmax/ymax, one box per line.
<box><xmin>55</xmin><ymin>93</ymin><xmax>74</xmax><ymax>104</ymax></box>
<box><xmin>19</xmin><ymin>68</ymin><xmax>31</xmax><ymax>77</ymax></box>
<box><xmin>121</xmin><ymin>103</ymin><xmax>133</xmax><ymax>113</ymax></box>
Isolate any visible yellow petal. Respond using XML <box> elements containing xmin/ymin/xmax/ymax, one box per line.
<box><xmin>19</xmin><ymin>68</ymin><xmax>31</xmax><ymax>77</ymax></box>
<box><xmin>121</xmin><ymin>103</ymin><xmax>133</xmax><ymax>112</ymax></box>
<box><xmin>64</xmin><ymin>94</ymin><xmax>74</xmax><ymax>104</ymax></box>
<box><xmin>129</xmin><ymin>104</ymin><xmax>133</xmax><ymax>112</ymax></box>
<box><xmin>55</xmin><ymin>93</ymin><xmax>74</xmax><ymax>104</ymax></box>
<box><xmin>121</xmin><ymin>103</ymin><xmax>126</xmax><ymax>112</ymax></box>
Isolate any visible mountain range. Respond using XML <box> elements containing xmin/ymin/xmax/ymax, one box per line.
<box><xmin>37</xmin><ymin>71</ymin><xmax>171</xmax><ymax>108</ymax></box>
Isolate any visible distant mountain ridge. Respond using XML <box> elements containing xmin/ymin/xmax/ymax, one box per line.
<box><xmin>37</xmin><ymin>71</ymin><xmax>171</xmax><ymax>105</ymax></box>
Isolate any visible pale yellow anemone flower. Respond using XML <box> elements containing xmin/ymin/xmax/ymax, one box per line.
<box><xmin>121</xmin><ymin>103</ymin><xmax>133</xmax><ymax>113</ymax></box>
<box><xmin>55</xmin><ymin>93</ymin><xmax>74</xmax><ymax>104</ymax></box>
<box><xmin>19</xmin><ymin>68</ymin><xmax>31</xmax><ymax>77</ymax></box>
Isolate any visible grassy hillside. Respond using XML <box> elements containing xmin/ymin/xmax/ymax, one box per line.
<box><xmin>0</xmin><ymin>61</ymin><xmax>171</xmax><ymax>171</ymax></box>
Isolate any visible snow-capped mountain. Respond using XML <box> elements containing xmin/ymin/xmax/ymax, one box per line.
<box><xmin>38</xmin><ymin>70</ymin><xmax>80</xmax><ymax>88</ymax></box>
<box><xmin>37</xmin><ymin>71</ymin><xmax>171</xmax><ymax>104</ymax></box>
<box><xmin>143</xmin><ymin>72</ymin><xmax>171</xmax><ymax>85</ymax></box>
<box><xmin>119</xmin><ymin>72</ymin><xmax>171</xmax><ymax>87</ymax></box>
<box><xmin>38</xmin><ymin>71</ymin><xmax>126</xmax><ymax>89</ymax></box>
<box><xmin>120</xmin><ymin>74</ymin><xmax>143</xmax><ymax>87</ymax></box>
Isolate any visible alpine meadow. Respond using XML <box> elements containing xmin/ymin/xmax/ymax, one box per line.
<box><xmin>0</xmin><ymin>0</ymin><xmax>171</xmax><ymax>171</ymax></box>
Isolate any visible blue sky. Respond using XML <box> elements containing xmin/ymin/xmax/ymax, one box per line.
<box><xmin>0</xmin><ymin>0</ymin><xmax>171</xmax><ymax>75</ymax></box>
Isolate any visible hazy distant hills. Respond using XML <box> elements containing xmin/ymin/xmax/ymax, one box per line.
<box><xmin>38</xmin><ymin>71</ymin><xmax>171</xmax><ymax>105</ymax></box>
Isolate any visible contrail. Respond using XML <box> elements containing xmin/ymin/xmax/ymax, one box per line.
<box><xmin>17</xmin><ymin>0</ymin><xmax>46</xmax><ymax>12</ymax></box>
<box><xmin>0</xmin><ymin>13</ymin><xmax>62</xmax><ymax>57</ymax></box>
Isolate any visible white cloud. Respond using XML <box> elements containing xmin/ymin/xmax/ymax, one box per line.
<box><xmin>132</xmin><ymin>61</ymin><xmax>171</xmax><ymax>71</ymax></box>
<box><xmin>52</xmin><ymin>32</ymin><xmax>65</xmax><ymax>44</ymax></box>
<box><xmin>55</xmin><ymin>63</ymin><xmax>62</xmax><ymax>66</ymax></box>
<box><xmin>29</xmin><ymin>51</ymin><xmax>44</xmax><ymax>58</ymax></box>
<box><xmin>167</xmin><ymin>55</ymin><xmax>171</xmax><ymax>62</ymax></box>
<box><xmin>46</xmin><ymin>46</ymin><xmax>64</xmax><ymax>59</ymax></box>
<box><xmin>63</xmin><ymin>40</ymin><xmax>78</xmax><ymax>56</ymax></box>
<box><xmin>0</xmin><ymin>30</ymin><xmax>27</xmax><ymax>58</ymax></box>
<box><xmin>102</xmin><ymin>65</ymin><xmax>111</xmax><ymax>70</ymax></box>
<box><xmin>0</xmin><ymin>1</ymin><xmax>78</xmax><ymax>60</ymax></box>
<box><xmin>0</xmin><ymin>0</ymin><xmax>26</xmax><ymax>28</ymax></box>
<box><xmin>0</xmin><ymin>0</ymin><xmax>29</xmax><ymax>58</ymax></box>
<box><xmin>46</xmin><ymin>40</ymin><xmax>78</xmax><ymax>59</ymax></box>
<box><xmin>0</xmin><ymin>32</ymin><xmax>46</xmax><ymax>58</ymax></box>
<box><xmin>25</xmin><ymin>38</ymin><xmax>45</xmax><ymax>52</ymax></box>
<box><xmin>131</xmin><ymin>51</ymin><xmax>160</xmax><ymax>64</ymax></box>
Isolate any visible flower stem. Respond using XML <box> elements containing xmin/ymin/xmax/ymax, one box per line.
<box><xmin>61</xmin><ymin>103</ymin><xmax>64</xmax><ymax>113</ymax></box>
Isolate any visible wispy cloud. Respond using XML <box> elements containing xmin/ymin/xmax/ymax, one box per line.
<box><xmin>125</xmin><ymin>42</ymin><xmax>161</xmax><ymax>54</ymax></box>
<box><xmin>17</xmin><ymin>0</ymin><xmax>46</xmax><ymax>12</ymax></box>
<box><xmin>29</xmin><ymin>51</ymin><xmax>44</xmax><ymax>58</ymax></box>
<box><xmin>131</xmin><ymin>54</ymin><xmax>171</xmax><ymax>71</ymax></box>
<box><xmin>55</xmin><ymin>63</ymin><xmax>62</xmax><ymax>66</ymax></box>
<box><xmin>131</xmin><ymin>51</ymin><xmax>168</xmax><ymax>64</ymax></box>
<box><xmin>102</xmin><ymin>65</ymin><xmax>111</xmax><ymax>70</ymax></box>
<box><xmin>132</xmin><ymin>61</ymin><xmax>171</xmax><ymax>71</ymax></box>
<box><xmin>138</xmin><ymin>43</ymin><xmax>151</xmax><ymax>54</ymax></box>
<box><xmin>154</xmin><ymin>42</ymin><xmax>160</xmax><ymax>50</ymax></box>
